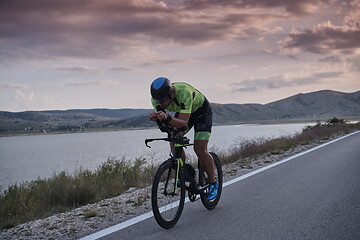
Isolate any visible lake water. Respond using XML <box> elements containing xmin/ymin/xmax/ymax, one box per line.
<box><xmin>0</xmin><ymin>123</ymin><xmax>312</xmax><ymax>189</ymax></box>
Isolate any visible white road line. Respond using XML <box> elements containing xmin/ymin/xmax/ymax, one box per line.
<box><xmin>79</xmin><ymin>130</ymin><xmax>360</xmax><ymax>240</ymax></box>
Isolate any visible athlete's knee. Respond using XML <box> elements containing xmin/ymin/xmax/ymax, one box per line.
<box><xmin>194</xmin><ymin>141</ymin><xmax>208</xmax><ymax>156</ymax></box>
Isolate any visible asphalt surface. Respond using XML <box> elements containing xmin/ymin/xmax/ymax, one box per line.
<box><xmin>96</xmin><ymin>131</ymin><xmax>360</xmax><ymax>240</ymax></box>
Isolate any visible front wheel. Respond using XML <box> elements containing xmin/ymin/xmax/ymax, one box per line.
<box><xmin>151</xmin><ymin>160</ymin><xmax>185</xmax><ymax>229</ymax></box>
<box><xmin>200</xmin><ymin>152</ymin><xmax>223</xmax><ymax>210</ymax></box>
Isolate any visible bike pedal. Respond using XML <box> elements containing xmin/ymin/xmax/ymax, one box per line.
<box><xmin>197</xmin><ymin>184</ymin><xmax>209</xmax><ymax>191</ymax></box>
<box><xmin>188</xmin><ymin>193</ymin><xmax>199</xmax><ymax>202</ymax></box>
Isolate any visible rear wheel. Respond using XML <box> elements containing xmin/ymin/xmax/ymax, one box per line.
<box><xmin>151</xmin><ymin>160</ymin><xmax>185</xmax><ymax>229</ymax></box>
<box><xmin>199</xmin><ymin>152</ymin><xmax>223</xmax><ymax>210</ymax></box>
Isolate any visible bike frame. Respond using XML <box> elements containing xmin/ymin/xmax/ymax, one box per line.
<box><xmin>146</xmin><ymin>136</ymin><xmax>191</xmax><ymax>184</ymax></box>
<box><xmin>146</xmin><ymin>136</ymin><xmax>208</xmax><ymax>196</ymax></box>
<box><xmin>148</xmin><ymin>120</ymin><xmax>222</xmax><ymax>229</ymax></box>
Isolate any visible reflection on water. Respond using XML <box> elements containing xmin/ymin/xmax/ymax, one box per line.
<box><xmin>0</xmin><ymin>123</ymin><xmax>311</xmax><ymax>188</ymax></box>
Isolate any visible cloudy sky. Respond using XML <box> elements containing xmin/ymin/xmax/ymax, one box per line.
<box><xmin>1</xmin><ymin>0</ymin><xmax>359</xmax><ymax>112</ymax></box>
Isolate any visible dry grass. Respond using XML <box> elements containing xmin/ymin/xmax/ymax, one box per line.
<box><xmin>0</xmin><ymin>157</ymin><xmax>157</xmax><ymax>230</ymax></box>
<box><xmin>218</xmin><ymin>119</ymin><xmax>360</xmax><ymax>166</ymax></box>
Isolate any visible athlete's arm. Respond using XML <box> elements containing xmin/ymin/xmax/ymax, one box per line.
<box><xmin>169</xmin><ymin>112</ymin><xmax>190</xmax><ymax>129</ymax></box>
<box><xmin>155</xmin><ymin>111</ymin><xmax>190</xmax><ymax>129</ymax></box>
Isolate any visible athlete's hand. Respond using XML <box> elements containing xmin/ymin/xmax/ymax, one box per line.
<box><xmin>149</xmin><ymin>112</ymin><xmax>158</xmax><ymax>121</ymax></box>
<box><xmin>155</xmin><ymin>111</ymin><xmax>167</xmax><ymax>121</ymax></box>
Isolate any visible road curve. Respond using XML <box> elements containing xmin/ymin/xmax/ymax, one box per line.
<box><xmin>83</xmin><ymin>131</ymin><xmax>360</xmax><ymax>240</ymax></box>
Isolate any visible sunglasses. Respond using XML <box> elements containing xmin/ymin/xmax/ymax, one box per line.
<box><xmin>155</xmin><ymin>95</ymin><xmax>170</xmax><ymax>104</ymax></box>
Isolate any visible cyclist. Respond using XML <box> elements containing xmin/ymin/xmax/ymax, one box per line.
<box><xmin>149</xmin><ymin>77</ymin><xmax>218</xmax><ymax>200</ymax></box>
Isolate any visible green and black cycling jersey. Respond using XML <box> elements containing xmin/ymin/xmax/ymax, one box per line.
<box><xmin>151</xmin><ymin>82</ymin><xmax>212</xmax><ymax>141</ymax></box>
<box><xmin>151</xmin><ymin>82</ymin><xmax>205</xmax><ymax>114</ymax></box>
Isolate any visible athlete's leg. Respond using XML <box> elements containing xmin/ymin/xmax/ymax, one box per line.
<box><xmin>194</xmin><ymin>139</ymin><xmax>215</xmax><ymax>183</ymax></box>
<box><xmin>169</xmin><ymin>113</ymin><xmax>191</xmax><ymax>162</ymax></box>
<box><xmin>192</xmin><ymin>104</ymin><xmax>214</xmax><ymax>183</ymax></box>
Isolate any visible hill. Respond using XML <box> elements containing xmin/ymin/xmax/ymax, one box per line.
<box><xmin>1</xmin><ymin>90</ymin><xmax>359</xmax><ymax>135</ymax></box>
<box><xmin>41</xmin><ymin>108</ymin><xmax>151</xmax><ymax>119</ymax></box>
<box><xmin>0</xmin><ymin>109</ymin><xmax>153</xmax><ymax>134</ymax></box>
<box><xmin>211</xmin><ymin>90</ymin><xmax>360</xmax><ymax>124</ymax></box>
<box><xmin>211</xmin><ymin>103</ymin><xmax>284</xmax><ymax>124</ymax></box>
<box><xmin>266</xmin><ymin>90</ymin><xmax>360</xmax><ymax>119</ymax></box>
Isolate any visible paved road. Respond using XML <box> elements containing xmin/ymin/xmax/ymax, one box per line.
<box><xmin>92</xmin><ymin>131</ymin><xmax>360</xmax><ymax>240</ymax></box>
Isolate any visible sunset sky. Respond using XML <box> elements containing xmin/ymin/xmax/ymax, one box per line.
<box><xmin>1</xmin><ymin>0</ymin><xmax>359</xmax><ymax>112</ymax></box>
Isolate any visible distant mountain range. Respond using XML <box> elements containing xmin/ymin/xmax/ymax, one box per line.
<box><xmin>213</xmin><ymin>90</ymin><xmax>360</xmax><ymax>124</ymax></box>
<box><xmin>1</xmin><ymin>90</ymin><xmax>359</xmax><ymax>135</ymax></box>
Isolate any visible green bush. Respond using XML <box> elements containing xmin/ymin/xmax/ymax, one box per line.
<box><xmin>0</xmin><ymin>157</ymin><xmax>156</xmax><ymax>230</ymax></box>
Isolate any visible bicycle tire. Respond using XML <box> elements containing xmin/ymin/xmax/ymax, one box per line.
<box><xmin>200</xmin><ymin>152</ymin><xmax>223</xmax><ymax>210</ymax></box>
<box><xmin>151</xmin><ymin>159</ymin><xmax>186</xmax><ymax>229</ymax></box>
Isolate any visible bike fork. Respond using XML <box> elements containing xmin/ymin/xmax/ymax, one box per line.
<box><xmin>173</xmin><ymin>144</ymin><xmax>184</xmax><ymax>192</ymax></box>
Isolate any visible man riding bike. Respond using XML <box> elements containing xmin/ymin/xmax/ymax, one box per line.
<box><xmin>149</xmin><ymin>77</ymin><xmax>218</xmax><ymax>200</ymax></box>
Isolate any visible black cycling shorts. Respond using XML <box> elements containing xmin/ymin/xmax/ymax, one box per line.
<box><xmin>175</xmin><ymin>99</ymin><xmax>212</xmax><ymax>140</ymax></box>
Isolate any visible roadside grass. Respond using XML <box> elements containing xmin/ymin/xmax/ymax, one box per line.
<box><xmin>0</xmin><ymin>158</ymin><xmax>157</xmax><ymax>230</ymax></box>
<box><xmin>1</xmin><ymin>118</ymin><xmax>359</xmax><ymax>230</ymax></box>
<box><xmin>218</xmin><ymin>118</ymin><xmax>360</xmax><ymax>166</ymax></box>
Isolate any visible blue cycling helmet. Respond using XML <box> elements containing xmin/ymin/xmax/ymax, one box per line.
<box><xmin>151</xmin><ymin>77</ymin><xmax>172</xmax><ymax>103</ymax></box>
